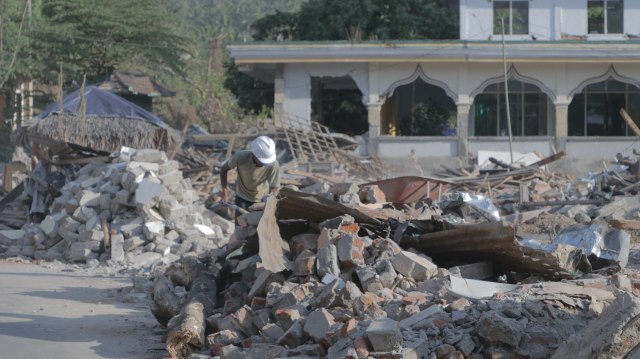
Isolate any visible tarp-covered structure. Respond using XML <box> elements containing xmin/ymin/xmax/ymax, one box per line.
<box><xmin>24</xmin><ymin>86</ymin><xmax>176</xmax><ymax>154</ymax></box>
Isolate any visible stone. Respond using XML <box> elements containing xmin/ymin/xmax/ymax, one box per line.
<box><xmin>159</xmin><ymin>160</ymin><xmax>180</xmax><ymax>175</ymax></box>
<box><xmin>354</xmin><ymin>293</ymin><xmax>387</xmax><ymax>320</ymax></box>
<box><xmin>392</xmin><ymin>250</ymin><xmax>438</xmax><ymax>281</ymax></box>
<box><xmin>72</xmin><ymin>206</ymin><xmax>97</xmax><ymax>224</ymax></box>
<box><xmin>275</xmin><ymin>307</ymin><xmax>306</xmax><ymax>331</ymax></box>
<box><xmin>303</xmin><ymin>308</ymin><xmax>335</xmax><ymax>343</ymax></box>
<box><xmin>336</xmin><ymin>233</ymin><xmax>365</xmax><ymax>266</ymax></box>
<box><xmin>77</xmin><ymin>190</ymin><xmax>101</xmax><ymax>207</ymax></box>
<box><xmin>309</xmin><ymin>279</ymin><xmax>340</xmax><ymax>308</ymax></box>
<box><xmin>110</xmin><ymin>234</ymin><xmax>125</xmax><ymax>262</ymax></box>
<box><xmin>40</xmin><ymin>216</ymin><xmax>58</xmax><ymax>238</ymax></box>
<box><xmin>131</xmin><ymin>149</ymin><xmax>167</xmax><ymax>163</ymax></box>
<box><xmin>230</xmin><ymin>305</ymin><xmax>257</xmax><ymax>337</ymax></box>
<box><xmin>375</xmin><ymin>259</ymin><xmax>397</xmax><ymax>288</ymax></box>
<box><xmin>336</xmin><ymin>281</ymin><xmax>362</xmax><ymax>310</ymax></box>
<box><xmin>207</xmin><ymin>330</ymin><xmax>243</xmax><ymax>346</ymax></box>
<box><xmin>77</xmin><ymin>229</ymin><xmax>104</xmax><ymax>242</ymax></box>
<box><xmin>143</xmin><ymin>221</ymin><xmax>165</xmax><ymax>239</ymax></box>
<box><xmin>127</xmin><ymin>161</ymin><xmax>160</xmax><ymax>173</ymax></box>
<box><xmin>329</xmin><ymin>182</ymin><xmax>360</xmax><ymax>197</ymax></box>
<box><xmin>356</xmin><ymin>266</ymin><xmax>383</xmax><ymax>293</ymax></box>
<box><xmin>135</xmin><ymin>179</ymin><xmax>165</xmax><ymax>206</ymax></box>
<box><xmin>477</xmin><ymin>311</ymin><xmax>524</xmax><ymax>348</ymax></box>
<box><xmin>291</xmin><ymin>233</ymin><xmax>318</xmax><ymax>253</ymax></box>
<box><xmin>399</xmin><ymin>305</ymin><xmax>446</xmax><ymax>329</ymax></box>
<box><xmin>159</xmin><ymin>170</ymin><xmax>183</xmax><ymax>186</ymax></box>
<box><xmin>0</xmin><ymin>230</ymin><xmax>25</xmax><ymax>245</ymax></box>
<box><xmin>68</xmin><ymin>242</ymin><xmax>100</xmax><ymax>262</ymax></box>
<box><xmin>455</xmin><ymin>334</ymin><xmax>475</xmax><ymax>356</ymax></box>
<box><xmin>277</xmin><ymin>319</ymin><xmax>307</xmax><ymax>348</ymax></box>
<box><xmin>316</xmin><ymin>244</ymin><xmax>340</xmax><ymax>277</ymax></box>
<box><xmin>260</xmin><ymin>323</ymin><xmax>285</xmax><ymax>342</ymax></box>
<box><xmin>127</xmin><ymin>252</ymin><xmax>162</xmax><ymax>269</ymax></box>
<box><xmin>114</xmin><ymin>189</ymin><xmax>132</xmax><ymax>205</ymax></box>
<box><xmin>300</xmin><ymin>181</ymin><xmax>331</xmax><ymax>195</ymax></box>
<box><xmin>366</xmin><ymin>318</ymin><xmax>403</xmax><ymax>352</ymax></box>
<box><xmin>123</xmin><ymin>236</ymin><xmax>146</xmax><ymax>251</ymax></box>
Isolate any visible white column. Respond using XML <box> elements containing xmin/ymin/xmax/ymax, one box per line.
<box><xmin>367</xmin><ymin>103</ymin><xmax>382</xmax><ymax>156</ymax></box>
<box><xmin>554</xmin><ymin>102</ymin><xmax>569</xmax><ymax>152</ymax></box>
<box><xmin>456</xmin><ymin>103</ymin><xmax>471</xmax><ymax>158</ymax></box>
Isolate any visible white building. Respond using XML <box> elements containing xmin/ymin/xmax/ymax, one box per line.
<box><xmin>230</xmin><ymin>0</ymin><xmax>640</xmax><ymax>163</ymax></box>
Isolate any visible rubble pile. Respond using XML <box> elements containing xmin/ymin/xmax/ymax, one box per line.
<box><xmin>149</xmin><ymin>184</ymin><xmax>640</xmax><ymax>359</ymax></box>
<box><xmin>0</xmin><ymin>149</ymin><xmax>233</xmax><ymax>268</ymax></box>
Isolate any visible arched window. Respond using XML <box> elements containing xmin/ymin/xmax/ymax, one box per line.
<box><xmin>568</xmin><ymin>79</ymin><xmax>640</xmax><ymax>136</ymax></box>
<box><xmin>472</xmin><ymin>80</ymin><xmax>551</xmax><ymax>136</ymax></box>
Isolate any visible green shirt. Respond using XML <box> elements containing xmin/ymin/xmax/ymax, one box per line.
<box><xmin>227</xmin><ymin>150</ymin><xmax>280</xmax><ymax>202</ymax></box>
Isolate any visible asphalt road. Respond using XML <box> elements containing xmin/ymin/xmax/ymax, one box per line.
<box><xmin>0</xmin><ymin>260</ymin><xmax>165</xmax><ymax>359</ymax></box>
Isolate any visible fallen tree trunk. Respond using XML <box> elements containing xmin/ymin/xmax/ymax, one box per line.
<box><xmin>150</xmin><ymin>277</ymin><xmax>184</xmax><ymax>327</ymax></box>
<box><xmin>163</xmin><ymin>257</ymin><xmax>217</xmax><ymax>359</ymax></box>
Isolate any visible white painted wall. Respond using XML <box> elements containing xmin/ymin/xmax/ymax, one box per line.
<box><xmin>378</xmin><ymin>137</ymin><xmax>458</xmax><ymax>158</ymax></box>
<box><xmin>468</xmin><ymin>139</ymin><xmax>554</xmax><ymax>157</ymax></box>
<box><xmin>283</xmin><ymin>63</ymin><xmax>369</xmax><ymax>125</ymax></box>
<box><xmin>461</xmin><ymin>0</ymin><xmax>640</xmax><ymax>41</ymax></box>
<box><xmin>566</xmin><ymin>138</ymin><xmax>638</xmax><ymax>161</ymax></box>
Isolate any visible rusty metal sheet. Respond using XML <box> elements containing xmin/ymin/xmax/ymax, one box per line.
<box><xmin>361</xmin><ymin>176</ymin><xmax>451</xmax><ymax>204</ymax></box>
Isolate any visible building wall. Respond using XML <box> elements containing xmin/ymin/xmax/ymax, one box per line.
<box><xmin>461</xmin><ymin>0</ymin><xmax>640</xmax><ymax>41</ymax></box>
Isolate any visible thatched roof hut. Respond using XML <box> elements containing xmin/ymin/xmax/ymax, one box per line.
<box><xmin>28</xmin><ymin>86</ymin><xmax>177</xmax><ymax>154</ymax></box>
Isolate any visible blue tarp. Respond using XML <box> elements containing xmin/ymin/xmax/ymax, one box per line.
<box><xmin>39</xmin><ymin>86</ymin><xmax>168</xmax><ymax>128</ymax></box>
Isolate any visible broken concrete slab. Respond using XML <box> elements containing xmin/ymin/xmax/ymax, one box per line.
<box><xmin>366</xmin><ymin>318</ymin><xmax>403</xmax><ymax>352</ymax></box>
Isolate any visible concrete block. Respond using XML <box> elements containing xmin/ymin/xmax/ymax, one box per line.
<box><xmin>260</xmin><ymin>323</ymin><xmax>285</xmax><ymax>342</ymax></box>
<box><xmin>78</xmin><ymin>229</ymin><xmax>104</xmax><ymax>242</ymax></box>
<box><xmin>366</xmin><ymin>318</ymin><xmax>403</xmax><ymax>352</ymax></box>
<box><xmin>113</xmin><ymin>189</ymin><xmax>132</xmax><ymax>205</ymax></box>
<box><xmin>399</xmin><ymin>305</ymin><xmax>446</xmax><ymax>329</ymax></box>
<box><xmin>119</xmin><ymin>219</ymin><xmax>143</xmax><ymax>238</ymax></box>
<box><xmin>165</xmin><ymin>230</ymin><xmax>180</xmax><ymax>242</ymax></box>
<box><xmin>392</xmin><ymin>250</ymin><xmax>438</xmax><ymax>281</ymax></box>
<box><xmin>159</xmin><ymin>198</ymin><xmax>188</xmax><ymax>220</ymax></box>
<box><xmin>159</xmin><ymin>160</ymin><xmax>179</xmax><ymax>175</ymax></box>
<box><xmin>354</xmin><ymin>293</ymin><xmax>387</xmax><ymax>320</ymax></box>
<box><xmin>303</xmin><ymin>308</ymin><xmax>335</xmax><ymax>343</ymax></box>
<box><xmin>84</xmin><ymin>214</ymin><xmax>100</xmax><ymax>232</ymax></box>
<box><xmin>158</xmin><ymin>170</ymin><xmax>183</xmax><ymax>186</ymax></box>
<box><xmin>375</xmin><ymin>259</ymin><xmax>397</xmax><ymax>288</ymax></box>
<box><xmin>336</xmin><ymin>233</ymin><xmax>365</xmax><ymax>266</ymax></box>
<box><xmin>40</xmin><ymin>216</ymin><xmax>58</xmax><ymax>238</ymax></box>
<box><xmin>143</xmin><ymin>221</ymin><xmax>165</xmax><ymax>239</ymax></box>
<box><xmin>127</xmin><ymin>161</ymin><xmax>160</xmax><ymax>173</ymax></box>
<box><xmin>131</xmin><ymin>149</ymin><xmax>167</xmax><ymax>163</ymax></box>
<box><xmin>121</xmin><ymin>167</ymin><xmax>145</xmax><ymax>191</ymax></box>
<box><xmin>127</xmin><ymin>252</ymin><xmax>163</xmax><ymax>269</ymax></box>
<box><xmin>206</xmin><ymin>329</ymin><xmax>243</xmax><ymax>346</ymax></box>
<box><xmin>135</xmin><ymin>179</ymin><xmax>165</xmax><ymax>206</ymax></box>
<box><xmin>123</xmin><ymin>236</ymin><xmax>146</xmax><ymax>252</ymax></box>
<box><xmin>476</xmin><ymin>311</ymin><xmax>524</xmax><ymax>348</ymax></box>
<box><xmin>276</xmin><ymin>320</ymin><xmax>307</xmax><ymax>348</ymax></box>
<box><xmin>309</xmin><ymin>279</ymin><xmax>340</xmax><ymax>309</ymax></box>
<box><xmin>110</xmin><ymin>234</ymin><xmax>125</xmax><ymax>262</ymax></box>
<box><xmin>72</xmin><ymin>206</ymin><xmax>97</xmax><ymax>224</ymax></box>
<box><xmin>336</xmin><ymin>281</ymin><xmax>362</xmax><ymax>310</ymax></box>
<box><xmin>274</xmin><ymin>307</ymin><xmax>306</xmax><ymax>331</ymax></box>
<box><xmin>230</xmin><ymin>305</ymin><xmax>257</xmax><ymax>337</ymax></box>
<box><xmin>0</xmin><ymin>230</ymin><xmax>25</xmax><ymax>245</ymax></box>
<box><xmin>68</xmin><ymin>242</ymin><xmax>100</xmax><ymax>262</ymax></box>
<box><xmin>316</xmin><ymin>244</ymin><xmax>340</xmax><ymax>277</ymax></box>
<box><xmin>80</xmin><ymin>176</ymin><xmax>101</xmax><ymax>189</ymax></box>
<box><xmin>356</xmin><ymin>266</ymin><xmax>383</xmax><ymax>293</ymax></box>
<box><xmin>206</xmin><ymin>212</ymin><xmax>235</xmax><ymax>235</ymax></box>
<box><xmin>77</xmin><ymin>190</ymin><xmax>101</xmax><ymax>207</ymax></box>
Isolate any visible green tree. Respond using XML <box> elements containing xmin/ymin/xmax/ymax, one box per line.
<box><xmin>398</xmin><ymin>100</ymin><xmax>451</xmax><ymax>136</ymax></box>
<box><xmin>28</xmin><ymin>0</ymin><xmax>186</xmax><ymax>85</ymax></box>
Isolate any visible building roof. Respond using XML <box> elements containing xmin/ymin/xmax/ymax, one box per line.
<box><xmin>99</xmin><ymin>72</ymin><xmax>175</xmax><ymax>98</ymax></box>
<box><xmin>229</xmin><ymin>40</ymin><xmax>640</xmax><ymax>64</ymax></box>
<box><xmin>39</xmin><ymin>86</ymin><xmax>169</xmax><ymax>128</ymax></box>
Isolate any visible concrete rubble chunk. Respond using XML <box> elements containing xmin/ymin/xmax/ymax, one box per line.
<box><xmin>358</xmin><ymin>184</ymin><xmax>386</xmax><ymax>204</ymax></box>
<box><xmin>316</xmin><ymin>244</ymin><xmax>340</xmax><ymax>277</ymax></box>
<box><xmin>135</xmin><ymin>179</ymin><xmax>165</xmax><ymax>206</ymax></box>
<box><xmin>143</xmin><ymin>221</ymin><xmax>165</xmax><ymax>239</ymax></box>
<box><xmin>127</xmin><ymin>161</ymin><xmax>160</xmax><ymax>173</ymax></box>
<box><xmin>392</xmin><ymin>250</ymin><xmax>438</xmax><ymax>281</ymax></box>
<box><xmin>158</xmin><ymin>170</ymin><xmax>183</xmax><ymax>186</ymax></box>
<box><xmin>366</xmin><ymin>318</ymin><xmax>403</xmax><ymax>352</ymax></box>
<box><xmin>303</xmin><ymin>308</ymin><xmax>335</xmax><ymax>343</ymax></box>
<box><xmin>131</xmin><ymin>149</ymin><xmax>167</xmax><ymax>163</ymax></box>
<box><xmin>336</xmin><ymin>233</ymin><xmax>365</xmax><ymax>266</ymax></box>
<box><xmin>110</xmin><ymin>233</ymin><xmax>125</xmax><ymax>262</ymax></box>
<box><xmin>77</xmin><ymin>190</ymin><xmax>102</xmax><ymax>207</ymax></box>
<box><xmin>477</xmin><ymin>311</ymin><xmax>524</xmax><ymax>348</ymax></box>
<box><xmin>39</xmin><ymin>216</ymin><xmax>58</xmax><ymax>238</ymax></box>
<box><xmin>277</xmin><ymin>319</ymin><xmax>307</xmax><ymax>349</ymax></box>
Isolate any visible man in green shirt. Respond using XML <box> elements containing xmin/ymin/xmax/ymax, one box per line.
<box><xmin>220</xmin><ymin>136</ymin><xmax>280</xmax><ymax>214</ymax></box>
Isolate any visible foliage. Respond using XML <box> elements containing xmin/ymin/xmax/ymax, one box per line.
<box><xmin>398</xmin><ymin>100</ymin><xmax>451</xmax><ymax>136</ymax></box>
<box><xmin>319</xmin><ymin>89</ymin><xmax>368</xmax><ymax>136</ymax></box>
<box><xmin>28</xmin><ymin>0</ymin><xmax>186</xmax><ymax>85</ymax></box>
<box><xmin>250</xmin><ymin>0</ymin><xmax>458</xmax><ymax>41</ymax></box>
<box><xmin>223</xmin><ymin>59</ymin><xmax>273</xmax><ymax>115</ymax></box>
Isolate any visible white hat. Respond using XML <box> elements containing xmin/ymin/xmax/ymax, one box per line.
<box><xmin>250</xmin><ymin>136</ymin><xmax>277</xmax><ymax>165</ymax></box>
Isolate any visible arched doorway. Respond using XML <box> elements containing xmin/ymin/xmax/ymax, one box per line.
<box><xmin>471</xmin><ymin>80</ymin><xmax>553</xmax><ymax>136</ymax></box>
<box><xmin>568</xmin><ymin>78</ymin><xmax>640</xmax><ymax>136</ymax></box>
<box><xmin>380</xmin><ymin>78</ymin><xmax>457</xmax><ymax>136</ymax></box>
<box><xmin>310</xmin><ymin>76</ymin><xmax>368</xmax><ymax>136</ymax></box>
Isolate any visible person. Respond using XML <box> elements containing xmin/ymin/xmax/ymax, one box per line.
<box><xmin>219</xmin><ymin>136</ymin><xmax>280</xmax><ymax>215</ymax></box>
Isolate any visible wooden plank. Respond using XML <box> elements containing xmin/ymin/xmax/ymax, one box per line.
<box><xmin>620</xmin><ymin>108</ymin><xmax>640</xmax><ymax>137</ymax></box>
<box><xmin>49</xmin><ymin>156</ymin><xmax>110</xmax><ymax>166</ymax></box>
<box><xmin>609</xmin><ymin>219</ymin><xmax>640</xmax><ymax>230</ymax></box>
<box><xmin>0</xmin><ymin>181</ymin><xmax>25</xmax><ymax>213</ymax></box>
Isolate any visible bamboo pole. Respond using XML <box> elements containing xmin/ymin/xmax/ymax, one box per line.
<box><xmin>502</xmin><ymin>18</ymin><xmax>514</xmax><ymax>164</ymax></box>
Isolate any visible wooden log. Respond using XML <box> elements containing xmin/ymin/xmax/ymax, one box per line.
<box><xmin>609</xmin><ymin>219</ymin><xmax>640</xmax><ymax>231</ymax></box>
<box><xmin>166</xmin><ymin>301</ymin><xmax>205</xmax><ymax>359</ymax></box>
<box><xmin>150</xmin><ymin>277</ymin><xmax>184</xmax><ymax>327</ymax></box>
<box><xmin>620</xmin><ymin>108</ymin><xmax>640</xmax><ymax>137</ymax></box>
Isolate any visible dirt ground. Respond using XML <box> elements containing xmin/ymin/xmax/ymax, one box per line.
<box><xmin>0</xmin><ymin>259</ymin><xmax>164</xmax><ymax>359</ymax></box>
